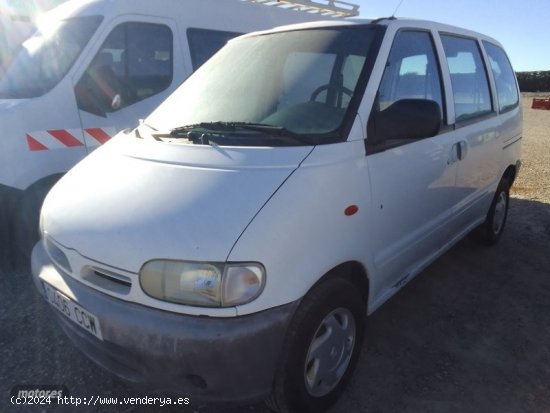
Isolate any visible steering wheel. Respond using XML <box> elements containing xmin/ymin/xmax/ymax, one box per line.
<box><xmin>310</xmin><ymin>84</ymin><xmax>353</xmax><ymax>108</ymax></box>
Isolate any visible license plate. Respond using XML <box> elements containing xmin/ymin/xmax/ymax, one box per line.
<box><xmin>43</xmin><ymin>283</ymin><xmax>103</xmax><ymax>340</ymax></box>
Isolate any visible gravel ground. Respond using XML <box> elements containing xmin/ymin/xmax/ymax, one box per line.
<box><xmin>512</xmin><ymin>93</ymin><xmax>550</xmax><ymax>202</ymax></box>
<box><xmin>1</xmin><ymin>96</ymin><xmax>549</xmax><ymax>413</ymax></box>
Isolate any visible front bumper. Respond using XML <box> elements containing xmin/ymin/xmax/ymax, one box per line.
<box><xmin>32</xmin><ymin>241</ymin><xmax>299</xmax><ymax>402</ymax></box>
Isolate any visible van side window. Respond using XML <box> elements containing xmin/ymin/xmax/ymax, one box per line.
<box><xmin>483</xmin><ymin>41</ymin><xmax>519</xmax><ymax>113</ymax></box>
<box><xmin>440</xmin><ymin>35</ymin><xmax>492</xmax><ymax>122</ymax></box>
<box><xmin>75</xmin><ymin>22</ymin><xmax>172</xmax><ymax>115</ymax></box>
<box><xmin>187</xmin><ymin>28</ymin><xmax>242</xmax><ymax>70</ymax></box>
<box><xmin>376</xmin><ymin>30</ymin><xmax>444</xmax><ymax>119</ymax></box>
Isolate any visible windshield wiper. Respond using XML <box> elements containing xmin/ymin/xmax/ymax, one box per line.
<box><xmin>166</xmin><ymin>124</ymin><xmax>217</xmax><ymax>145</ymax></box>
<box><xmin>170</xmin><ymin>122</ymin><xmax>312</xmax><ymax>145</ymax></box>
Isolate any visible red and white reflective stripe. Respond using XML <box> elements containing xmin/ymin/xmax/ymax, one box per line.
<box><xmin>26</xmin><ymin>129</ymin><xmax>84</xmax><ymax>151</ymax></box>
<box><xmin>26</xmin><ymin>128</ymin><xmax>114</xmax><ymax>151</ymax></box>
<box><xmin>84</xmin><ymin>128</ymin><xmax>113</xmax><ymax>145</ymax></box>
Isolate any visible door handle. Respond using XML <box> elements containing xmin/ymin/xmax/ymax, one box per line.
<box><xmin>448</xmin><ymin>143</ymin><xmax>459</xmax><ymax>165</ymax></box>
<box><xmin>448</xmin><ymin>141</ymin><xmax>468</xmax><ymax>165</ymax></box>
<box><xmin>457</xmin><ymin>141</ymin><xmax>468</xmax><ymax>161</ymax></box>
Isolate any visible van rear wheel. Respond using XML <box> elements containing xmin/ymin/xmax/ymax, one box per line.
<box><xmin>266</xmin><ymin>277</ymin><xmax>366</xmax><ymax>413</ymax></box>
<box><xmin>472</xmin><ymin>178</ymin><xmax>510</xmax><ymax>246</ymax></box>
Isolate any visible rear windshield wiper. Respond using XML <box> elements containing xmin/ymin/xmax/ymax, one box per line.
<box><xmin>170</xmin><ymin>122</ymin><xmax>312</xmax><ymax>145</ymax></box>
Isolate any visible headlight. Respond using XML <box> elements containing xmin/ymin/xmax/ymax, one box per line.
<box><xmin>139</xmin><ymin>260</ymin><xmax>265</xmax><ymax>307</ymax></box>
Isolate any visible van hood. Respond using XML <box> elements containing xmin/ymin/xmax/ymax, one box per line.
<box><xmin>42</xmin><ymin>134</ymin><xmax>313</xmax><ymax>273</ymax></box>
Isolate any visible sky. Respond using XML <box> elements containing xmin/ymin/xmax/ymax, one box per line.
<box><xmin>353</xmin><ymin>0</ymin><xmax>550</xmax><ymax>71</ymax></box>
<box><xmin>1</xmin><ymin>0</ymin><xmax>547</xmax><ymax>71</ymax></box>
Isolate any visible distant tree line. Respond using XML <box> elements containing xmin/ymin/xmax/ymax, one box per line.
<box><xmin>516</xmin><ymin>71</ymin><xmax>550</xmax><ymax>92</ymax></box>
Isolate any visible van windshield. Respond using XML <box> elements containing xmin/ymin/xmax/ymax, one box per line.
<box><xmin>147</xmin><ymin>26</ymin><xmax>381</xmax><ymax>146</ymax></box>
<box><xmin>0</xmin><ymin>16</ymin><xmax>102</xmax><ymax>99</ymax></box>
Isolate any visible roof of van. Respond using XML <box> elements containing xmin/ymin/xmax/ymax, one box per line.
<box><xmin>239</xmin><ymin>17</ymin><xmax>503</xmax><ymax>47</ymax></box>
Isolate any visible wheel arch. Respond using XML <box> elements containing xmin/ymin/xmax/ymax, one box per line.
<box><xmin>22</xmin><ymin>172</ymin><xmax>65</xmax><ymax>196</ymax></box>
<box><xmin>502</xmin><ymin>163</ymin><xmax>518</xmax><ymax>187</ymax></box>
<box><xmin>308</xmin><ymin>261</ymin><xmax>370</xmax><ymax>309</ymax></box>
<box><xmin>13</xmin><ymin>172</ymin><xmax>65</xmax><ymax>258</ymax></box>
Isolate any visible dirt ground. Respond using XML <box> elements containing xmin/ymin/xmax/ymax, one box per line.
<box><xmin>1</xmin><ymin>95</ymin><xmax>550</xmax><ymax>413</ymax></box>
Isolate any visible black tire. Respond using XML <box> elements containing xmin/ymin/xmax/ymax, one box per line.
<box><xmin>472</xmin><ymin>178</ymin><xmax>510</xmax><ymax>246</ymax></box>
<box><xmin>266</xmin><ymin>276</ymin><xmax>366</xmax><ymax>413</ymax></box>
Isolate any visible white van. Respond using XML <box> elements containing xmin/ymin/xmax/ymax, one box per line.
<box><xmin>0</xmin><ymin>0</ymin><xmax>357</xmax><ymax>258</ymax></box>
<box><xmin>33</xmin><ymin>17</ymin><xmax>522</xmax><ymax>412</ymax></box>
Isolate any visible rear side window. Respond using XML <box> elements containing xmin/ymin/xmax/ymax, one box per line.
<box><xmin>483</xmin><ymin>41</ymin><xmax>519</xmax><ymax>112</ymax></box>
<box><xmin>187</xmin><ymin>28</ymin><xmax>241</xmax><ymax>70</ymax></box>
<box><xmin>376</xmin><ymin>30</ymin><xmax>445</xmax><ymax>118</ymax></box>
<box><xmin>441</xmin><ymin>35</ymin><xmax>492</xmax><ymax>122</ymax></box>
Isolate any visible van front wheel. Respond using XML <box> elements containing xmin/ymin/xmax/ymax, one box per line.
<box><xmin>472</xmin><ymin>178</ymin><xmax>510</xmax><ymax>246</ymax></box>
<box><xmin>267</xmin><ymin>277</ymin><xmax>365</xmax><ymax>413</ymax></box>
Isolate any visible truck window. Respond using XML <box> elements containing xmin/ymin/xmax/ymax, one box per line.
<box><xmin>483</xmin><ymin>41</ymin><xmax>519</xmax><ymax>113</ymax></box>
<box><xmin>440</xmin><ymin>35</ymin><xmax>493</xmax><ymax>122</ymax></box>
<box><xmin>376</xmin><ymin>30</ymin><xmax>444</xmax><ymax>118</ymax></box>
<box><xmin>187</xmin><ymin>28</ymin><xmax>241</xmax><ymax>70</ymax></box>
<box><xmin>75</xmin><ymin>22</ymin><xmax>172</xmax><ymax>114</ymax></box>
<box><xmin>0</xmin><ymin>16</ymin><xmax>102</xmax><ymax>98</ymax></box>
<box><xmin>0</xmin><ymin>14</ymin><xmax>35</xmax><ymax>72</ymax></box>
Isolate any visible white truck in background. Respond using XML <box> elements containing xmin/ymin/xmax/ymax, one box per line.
<box><xmin>0</xmin><ymin>0</ymin><xmax>358</xmax><ymax>262</ymax></box>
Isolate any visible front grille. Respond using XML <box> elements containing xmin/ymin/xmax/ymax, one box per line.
<box><xmin>94</xmin><ymin>270</ymin><xmax>132</xmax><ymax>287</ymax></box>
<box><xmin>82</xmin><ymin>267</ymin><xmax>132</xmax><ymax>295</ymax></box>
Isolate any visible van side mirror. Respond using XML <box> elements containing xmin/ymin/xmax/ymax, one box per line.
<box><xmin>370</xmin><ymin>99</ymin><xmax>441</xmax><ymax>142</ymax></box>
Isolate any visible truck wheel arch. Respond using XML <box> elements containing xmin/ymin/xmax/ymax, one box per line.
<box><xmin>13</xmin><ymin>173</ymin><xmax>64</xmax><ymax>260</ymax></box>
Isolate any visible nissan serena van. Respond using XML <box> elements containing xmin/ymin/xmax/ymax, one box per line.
<box><xmin>32</xmin><ymin>17</ymin><xmax>522</xmax><ymax>412</ymax></box>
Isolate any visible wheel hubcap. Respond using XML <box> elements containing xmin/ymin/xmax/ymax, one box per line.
<box><xmin>304</xmin><ymin>308</ymin><xmax>356</xmax><ymax>397</ymax></box>
<box><xmin>492</xmin><ymin>191</ymin><xmax>507</xmax><ymax>234</ymax></box>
